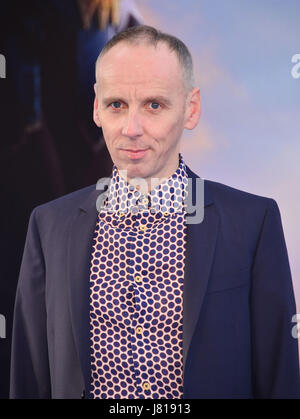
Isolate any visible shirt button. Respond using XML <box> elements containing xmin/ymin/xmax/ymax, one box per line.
<box><xmin>164</xmin><ymin>211</ymin><xmax>170</xmax><ymax>217</ymax></box>
<box><xmin>135</xmin><ymin>275</ymin><xmax>142</xmax><ymax>283</ymax></box>
<box><xmin>143</xmin><ymin>382</ymin><xmax>150</xmax><ymax>390</ymax></box>
<box><xmin>119</xmin><ymin>212</ymin><xmax>125</xmax><ymax>217</ymax></box>
<box><xmin>136</xmin><ymin>326</ymin><xmax>143</xmax><ymax>335</ymax></box>
<box><xmin>141</xmin><ymin>197</ymin><xmax>148</xmax><ymax>205</ymax></box>
<box><xmin>139</xmin><ymin>224</ymin><xmax>147</xmax><ymax>231</ymax></box>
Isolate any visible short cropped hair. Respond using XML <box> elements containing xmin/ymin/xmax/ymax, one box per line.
<box><xmin>95</xmin><ymin>25</ymin><xmax>195</xmax><ymax>92</ymax></box>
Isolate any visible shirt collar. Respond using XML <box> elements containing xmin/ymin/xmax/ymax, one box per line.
<box><xmin>103</xmin><ymin>152</ymin><xmax>188</xmax><ymax>215</ymax></box>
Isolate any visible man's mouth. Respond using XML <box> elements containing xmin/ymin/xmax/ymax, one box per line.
<box><xmin>121</xmin><ymin>149</ymin><xmax>149</xmax><ymax>160</ymax></box>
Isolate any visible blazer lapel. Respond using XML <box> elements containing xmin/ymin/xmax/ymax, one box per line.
<box><xmin>183</xmin><ymin>167</ymin><xmax>219</xmax><ymax>374</ymax></box>
<box><xmin>67</xmin><ymin>186</ymin><xmax>104</xmax><ymax>396</ymax></box>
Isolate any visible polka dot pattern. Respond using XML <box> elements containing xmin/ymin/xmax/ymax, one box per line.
<box><xmin>89</xmin><ymin>153</ymin><xmax>188</xmax><ymax>399</ymax></box>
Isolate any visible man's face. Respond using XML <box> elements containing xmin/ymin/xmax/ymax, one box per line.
<box><xmin>93</xmin><ymin>41</ymin><xmax>201</xmax><ymax>188</ymax></box>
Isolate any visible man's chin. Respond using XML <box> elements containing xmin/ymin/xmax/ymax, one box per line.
<box><xmin>117</xmin><ymin>164</ymin><xmax>142</xmax><ymax>178</ymax></box>
<box><xmin>126</xmin><ymin>167</ymin><xmax>149</xmax><ymax>181</ymax></box>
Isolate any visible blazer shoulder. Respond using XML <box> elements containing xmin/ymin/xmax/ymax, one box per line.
<box><xmin>31</xmin><ymin>184</ymin><xmax>96</xmax><ymax>219</ymax></box>
<box><xmin>204</xmin><ymin>178</ymin><xmax>277</xmax><ymax>213</ymax></box>
<box><xmin>186</xmin><ymin>165</ymin><xmax>276</xmax><ymax>211</ymax></box>
<box><xmin>203</xmin><ymin>180</ymin><xmax>283</xmax><ymax>247</ymax></box>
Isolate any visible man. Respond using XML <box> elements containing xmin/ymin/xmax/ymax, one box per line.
<box><xmin>10</xmin><ymin>25</ymin><xmax>300</xmax><ymax>399</ymax></box>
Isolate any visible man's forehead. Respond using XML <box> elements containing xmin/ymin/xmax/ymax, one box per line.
<box><xmin>97</xmin><ymin>41</ymin><xmax>184</xmax><ymax>87</ymax></box>
<box><xmin>99</xmin><ymin>73</ymin><xmax>175</xmax><ymax>94</ymax></box>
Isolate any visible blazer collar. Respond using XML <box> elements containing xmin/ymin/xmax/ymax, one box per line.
<box><xmin>68</xmin><ymin>163</ymin><xmax>218</xmax><ymax>397</ymax></box>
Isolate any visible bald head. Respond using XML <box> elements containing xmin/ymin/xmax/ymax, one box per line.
<box><xmin>95</xmin><ymin>25</ymin><xmax>195</xmax><ymax>93</ymax></box>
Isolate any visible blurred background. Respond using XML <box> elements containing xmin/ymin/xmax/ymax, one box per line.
<box><xmin>0</xmin><ymin>0</ymin><xmax>299</xmax><ymax>398</ymax></box>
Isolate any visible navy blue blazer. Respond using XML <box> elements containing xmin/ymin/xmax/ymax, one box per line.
<box><xmin>10</xmin><ymin>165</ymin><xmax>300</xmax><ymax>398</ymax></box>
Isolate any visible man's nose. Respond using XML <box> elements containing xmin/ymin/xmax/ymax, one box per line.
<box><xmin>122</xmin><ymin>110</ymin><xmax>144</xmax><ymax>137</ymax></box>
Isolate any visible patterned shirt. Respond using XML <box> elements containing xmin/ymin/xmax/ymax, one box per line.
<box><xmin>89</xmin><ymin>152</ymin><xmax>188</xmax><ymax>399</ymax></box>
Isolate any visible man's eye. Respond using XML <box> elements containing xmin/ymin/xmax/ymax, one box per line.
<box><xmin>149</xmin><ymin>102</ymin><xmax>160</xmax><ymax>110</ymax></box>
<box><xmin>111</xmin><ymin>101</ymin><xmax>122</xmax><ymax>109</ymax></box>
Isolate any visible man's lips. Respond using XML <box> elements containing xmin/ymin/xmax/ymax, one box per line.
<box><xmin>122</xmin><ymin>149</ymin><xmax>149</xmax><ymax>152</ymax></box>
<box><xmin>121</xmin><ymin>148</ymin><xmax>149</xmax><ymax>160</ymax></box>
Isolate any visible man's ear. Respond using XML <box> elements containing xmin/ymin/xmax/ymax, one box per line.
<box><xmin>93</xmin><ymin>83</ymin><xmax>101</xmax><ymax>127</ymax></box>
<box><xmin>184</xmin><ymin>87</ymin><xmax>201</xmax><ymax>130</ymax></box>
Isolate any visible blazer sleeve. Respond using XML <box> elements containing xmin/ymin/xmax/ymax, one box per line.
<box><xmin>10</xmin><ymin>208</ymin><xmax>51</xmax><ymax>398</ymax></box>
<box><xmin>250</xmin><ymin>198</ymin><xmax>300</xmax><ymax>398</ymax></box>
